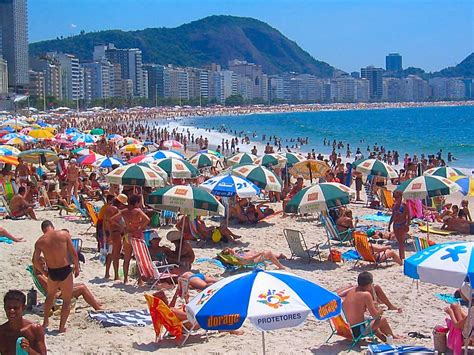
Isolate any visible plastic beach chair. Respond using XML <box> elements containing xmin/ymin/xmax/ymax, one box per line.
<box><xmin>26</xmin><ymin>265</ymin><xmax>47</xmax><ymax>297</ymax></box>
<box><xmin>283</xmin><ymin>228</ymin><xmax>321</xmax><ymax>262</ymax></box>
<box><xmin>326</xmin><ymin>313</ymin><xmax>378</xmax><ymax>351</ymax></box>
<box><xmin>412</xmin><ymin>236</ymin><xmax>432</xmax><ymax>252</ymax></box>
<box><xmin>353</xmin><ymin>231</ymin><xmax>387</xmax><ymax>268</ymax></box>
<box><xmin>321</xmin><ymin>214</ymin><xmax>353</xmax><ymax>246</ymax></box>
<box><xmin>84</xmin><ymin>201</ymin><xmax>99</xmax><ymax>232</ymax></box>
<box><xmin>71</xmin><ymin>195</ymin><xmax>89</xmax><ymax>221</ymax></box>
<box><xmin>131</xmin><ymin>238</ymin><xmax>178</xmax><ymax>290</ymax></box>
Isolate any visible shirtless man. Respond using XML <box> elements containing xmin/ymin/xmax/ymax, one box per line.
<box><xmin>9</xmin><ymin>186</ymin><xmax>37</xmax><ymax>220</ymax></box>
<box><xmin>32</xmin><ymin>220</ymin><xmax>79</xmax><ymax>333</ymax></box>
<box><xmin>388</xmin><ymin>190</ymin><xmax>410</xmax><ymax>260</ymax></box>
<box><xmin>443</xmin><ymin>216</ymin><xmax>474</xmax><ymax>235</ymax></box>
<box><xmin>343</xmin><ymin>271</ymin><xmax>401</xmax><ymax>342</ymax></box>
<box><xmin>0</xmin><ymin>227</ymin><xmax>25</xmax><ymax>242</ymax></box>
<box><xmin>165</xmin><ymin>231</ymin><xmax>195</xmax><ymax>270</ymax></box>
<box><xmin>113</xmin><ymin>194</ymin><xmax>150</xmax><ymax>284</ymax></box>
<box><xmin>66</xmin><ymin>158</ymin><xmax>79</xmax><ymax>204</ymax></box>
<box><xmin>102</xmin><ymin>194</ymin><xmax>127</xmax><ymax>281</ymax></box>
<box><xmin>14</xmin><ymin>158</ymin><xmax>30</xmax><ymax>186</ymax></box>
<box><xmin>0</xmin><ymin>290</ymin><xmax>47</xmax><ymax>355</ymax></box>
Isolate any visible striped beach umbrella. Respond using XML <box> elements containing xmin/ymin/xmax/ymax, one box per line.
<box><xmin>449</xmin><ymin>176</ymin><xmax>474</xmax><ymax>196</ymax></box>
<box><xmin>285</xmin><ymin>182</ymin><xmax>355</xmax><ymax>214</ymax></box>
<box><xmin>4</xmin><ymin>137</ymin><xmax>28</xmax><ymax>145</ymax></box>
<box><xmin>147</xmin><ymin>185</ymin><xmax>225</xmax><ymax>216</ymax></box>
<box><xmin>424</xmin><ymin>166</ymin><xmax>466</xmax><ymax>179</ymax></box>
<box><xmin>90</xmin><ymin>128</ymin><xmax>105</xmax><ymax>135</ymax></box>
<box><xmin>227</xmin><ymin>152</ymin><xmax>257</xmax><ymax>166</ymax></box>
<box><xmin>280</xmin><ymin>152</ymin><xmax>307</xmax><ymax>167</ymax></box>
<box><xmin>395</xmin><ymin>175</ymin><xmax>461</xmax><ymax>200</ymax></box>
<box><xmin>162</xmin><ymin>140</ymin><xmax>183</xmax><ymax>149</ymax></box>
<box><xmin>189</xmin><ymin>152</ymin><xmax>220</xmax><ymax>169</ymax></box>
<box><xmin>353</xmin><ymin>158</ymin><xmax>398</xmax><ymax>178</ymax></box>
<box><xmin>107</xmin><ymin>133</ymin><xmax>123</xmax><ymax>141</ymax></box>
<box><xmin>232</xmin><ymin>164</ymin><xmax>282</xmax><ymax>192</ymax></box>
<box><xmin>120</xmin><ymin>137</ymin><xmax>142</xmax><ymax>145</ymax></box>
<box><xmin>0</xmin><ymin>145</ymin><xmax>20</xmax><ymax>156</ymax></box>
<box><xmin>77</xmin><ymin>153</ymin><xmax>104</xmax><ymax>166</ymax></box>
<box><xmin>197</xmin><ymin>149</ymin><xmax>223</xmax><ymax>158</ymax></box>
<box><xmin>93</xmin><ymin>156</ymin><xmax>125</xmax><ymax>168</ymax></box>
<box><xmin>71</xmin><ymin>133</ymin><xmax>96</xmax><ymax>145</ymax></box>
<box><xmin>28</xmin><ymin>129</ymin><xmax>54</xmax><ymax>139</ymax></box>
<box><xmin>154</xmin><ymin>158</ymin><xmax>200</xmax><ymax>179</ymax></box>
<box><xmin>200</xmin><ymin>174</ymin><xmax>260</xmax><ymax>198</ymax></box>
<box><xmin>135</xmin><ymin>163</ymin><xmax>169</xmax><ymax>180</ymax></box>
<box><xmin>289</xmin><ymin>160</ymin><xmax>330</xmax><ymax>182</ymax></box>
<box><xmin>147</xmin><ymin>150</ymin><xmax>184</xmax><ymax>160</ymax></box>
<box><xmin>106</xmin><ymin>164</ymin><xmax>166</xmax><ymax>187</ymax></box>
<box><xmin>72</xmin><ymin>147</ymin><xmax>96</xmax><ymax>156</ymax></box>
<box><xmin>0</xmin><ymin>155</ymin><xmax>19</xmax><ymax>165</ymax></box>
<box><xmin>254</xmin><ymin>153</ymin><xmax>287</xmax><ymax>168</ymax></box>
<box><xmin>18</xmin><ymin>149</ymin><xmax>59</xmax><ymax>164</ymax></box>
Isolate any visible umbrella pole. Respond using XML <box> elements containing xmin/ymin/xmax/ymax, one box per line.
<box><xmin>178</xmin><ymin>217</ymin><xmax>185</xmax><ymax>264</ymax></box>
<box><xmin>309</xmin><ymin>164</ymin><xmax>313</xmax><ymax>184</ymax></box>
<box><xmin>261</xmin><ymin>331</ymin><xmax>266</xmax><ymax>355</ymax></box>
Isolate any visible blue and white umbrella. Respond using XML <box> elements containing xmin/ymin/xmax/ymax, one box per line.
<box><xmin>404</xmin><ymin>242</ymin><xmax>474</xmax><ymax>288</ymax></box>
<box><xmin>71</xmin><ymin>133</ymin><xmax>96</xmax><ymax>145</ymax></box>
<box><xmin>200</xmin><ymin>174</ymin><xmax>260</xmax><ymax>198</ymax></box>
<box><xmin>146</xmin><ymin>150</ymin><xmax>184</xmax><ymax>160</ymax></box>
<box><xmin>186</xmin><ymin>269</ymin><xmax>341</xmax><ymax>353</ymax></box>
<box><xmin>93</xmin><ymin>156</ymin><xmax>125</xmax><ymax>168</ymax></box>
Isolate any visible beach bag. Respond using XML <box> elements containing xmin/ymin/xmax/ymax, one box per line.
<box><xmin>328</xmin><ymin>249</ymin><xmax>342</xmax><ymax>262</ymax></box>
<box><xmin>211</xmin><ymin>228</ymin><xmax>222</xmax><ymax>243</ymax></box>
<box><xmin>433</xmin><ymin>324</ymin><xmax>448</xmax><ymax>353</ymax></box>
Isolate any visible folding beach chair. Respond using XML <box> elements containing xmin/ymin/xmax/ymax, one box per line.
<box><xmin>0</xmin><ymin>195</ymin><xmax>26</xmax><ymax>220</ymax></box>
<box><xmin>382</xmin><ymin>188</ymin><xmax>394</xmax><ymax>210</ymax></box>
<box><xmin>353</xmin><ymin>231</ymin><xmax>387</xmax><ymax>268</ymax></box>
<box><xmin>283</xmin><ymin>228</ymin><xmax>321</xmax><ymax>262</ymax></box>
<box><xmin>177</xmin><ymin>277</ymin><xmax>190</xmax><ymax>303</ymax></box>
<box><xmin>160</xmin><ymin>210</ymin><xmax>177</xmax><ymax>226</ymax></box>
<box><xmin>144</xmin><ymin>293</ymin><xmax>202</xmax><ymax>346</ymax></box>
<box><xmin>216</xmin><ymin>251</ymin><xmax>267</xmax><ymax>272</ymax></box>
<box><xmin>364</xmin><ymin>178</ymin><xmax>378</xmax><ymax>208</ymax></box>
<box><xmin>71</xmin><ymin>195</ymin><xmax>89</xmax><ymax>221</ymax></box>
<box><xmin>131</xmin><ymin>238</ymin><xmax>178</xmax><ymax>290</ymax></box>
<box><xmin>412</xmin><ymin>236</ymin><xmax>432</xmax><ymax>252</ymax></box>
<box><xmin>326</xmin><ymin>313</ymin><xmax>378</xmax><ymax>351</ymax></box>
<box><xmin>321</xmin><ymin>214</ymin><xmax>353</xmax><ymax>246</ymax></box>
<box><xmin>84</xmin><ymin>201</ymin><xmax>99</xmax><ymax>232</ymax></box>
<box><xmin>26</xmin><ymin>265</ymin><xmax>47</xmax><ymax>297</ymax></box>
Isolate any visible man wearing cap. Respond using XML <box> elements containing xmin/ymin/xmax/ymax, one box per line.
<box><xmin>165</xmin><ymin>231</ymin><xmax>195</xmax><ymax>270</ymax></box>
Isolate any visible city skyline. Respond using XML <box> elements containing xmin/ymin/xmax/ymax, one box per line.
<box><xmin>28</xmin><ymin>0</ymin><xmax>473</xmax><ymax>73</ymax></box>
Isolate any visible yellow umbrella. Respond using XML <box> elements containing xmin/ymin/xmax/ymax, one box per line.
<box><xmin>290</xmin><ymin>159</ymin><xmax>331</xmax><ymax>183</ymax></box>
<box><xmin>5</xmin><ymin>137</ymin><xmax>26</xmax><ymax>145</ymax></box>
<box><xmin>0</xmin><ymin>156</ymin><xmax>19</xmax><ymax>165</ymax></box>
<box><xmin>120</xmin><ymin>143</ymin><xmax>147</xmax><ymax>154</ymax></box>
<box><xmin>28</xmin><ymin>129</ymin><xmax>54</xmax><ymax>139</ymax></box>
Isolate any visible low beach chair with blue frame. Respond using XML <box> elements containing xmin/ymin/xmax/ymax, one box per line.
<box><xmin>71</xmin><ymin>195</ymin><xmax>89</xmax><ymax>221</ymax></box>
<box><xmin>326</xmin><ymin>312</ymin><xmax>378</xmax><ymax>351</ymax></box>
<box><xmin>321</xmin><ymin>214</ymin><xmax>353</xmax><ymax>246</ymax></box>
<box><xmin>283</xmin><ymin>228</ymin><xmax>322</xmax><ymax>262</ymax></box>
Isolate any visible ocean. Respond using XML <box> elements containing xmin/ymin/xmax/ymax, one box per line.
<box><xmin>179</xmin><ymin>105</ymin><xmax>474</xmax><ymax>170</ymax></box>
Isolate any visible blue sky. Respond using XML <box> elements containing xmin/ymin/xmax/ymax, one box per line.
<box><xmin>29</xmin><ymin>0</ymin><xmax>473</xmax><ymax>73</ymax></box>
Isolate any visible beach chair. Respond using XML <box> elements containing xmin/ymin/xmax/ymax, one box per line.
<box><xmin>353</xmin><ymin>231</ymin><xmax>387</xmax><ymax>268</ymax></box>
<box><xmin>177</xmin><ymin>277</ymin><xmax>190</xmax><ymax>303</ymax></box>
<box><xmin>0</xmin><ymin>195</ymin><xmax>26</xmax><ymax>220</ymax></box>
<box><xmin>321</xmin><ymin>214</ymin><xmax>353</xmax><ymax>246</ymax></box>
<box><xmin>144</xmin><ymin>293</ymin><xmax>201</xmax><ymax>346</ymax></box>
<box><xmin>71</xmin><ymin>195</ymin><xmax>89</xmax><ymax>221</ymax></box>
<box><xmin>131</xmin><ymin>238</ymin><xmax>178</xmax><ymax>290</ymax></box>
<box><xmin>216</xmin><ymin>251</ymin><xmax>266</xmax><ymax>272</ymax></box>
<box><xmin>283</xmin><ymin>229</ymin><xmax>322</xmax><ymax>262</ymax></box>
<box><xmin>326</xmin><ymin>313</ymin><xmax>378</xmax><ymax>351</ymax></box>
<box><xmin>84</xmin><ymin>201</ymin><xmax>99</xmax><ymax>232</ymax></box>
<box><xmin>382</xmin><ymin>188</ymin><xmax>394</xmax><ymax>210</ymax></box>
<box><xmin>412</xmin><ymin>236</ymin><xmax>431</xmax><ymax>252</ymax></box>
<box><xmin>26</xmin><ymin>265</ymin><xmax>47</xmax><ymax>297</ymax></box>
<box><xmin>364</xmin><ymin>178</ymin><xmax>379</xmax><ymax>208</ymax></box>
<box><xmin>160</xmin><ymin>210</ymin><xmax>177</xmax><ymax>226</ymax></box>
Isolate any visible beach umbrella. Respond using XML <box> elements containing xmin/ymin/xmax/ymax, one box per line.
<box><xmin>0</xmin><ymin>156</ymin><xmax>19</xmax><ymax>165</ymax></box>
<box><xmin>289</xmin><ymin>160</ymin><xmax>331</xmax><ymax>183</ymax></box>
<box><xmin>424</xmin><ymin>166</ymin><xmax>466</xmax><ymax>179</ymax></box>
<box><xmin>154</xmin><ymin>158</ymin><xmax>200</xmax><ymax>179</ymax></box>
<box><xmin>285</xmin><ymin>182</ymin><xmax>355</xmax><ymax>214</ymax></box>
<box><xmin>72</xmin><ymin>147</ymin><xmax>96</xmax><ymax>156</ymax></box>
<box><xmin>188</xmin><ymin>152</ymin><xmax>220</xmax><ymax>169</ymax></box>
<box><xmin>93</xmin><ymin>156</ymin><xmax>125</xmax><ymax>168</ymax></box>
<box><xmin>352</xmin><ymin>158</ymin><xmax>398</xmax><ymax>179</ymax></box>
<box><xmin>450</xmin><ymin>176</ymin><xmax>474</xmax><ymax>196</ymax></box>
<box><xmin>135</xmin><ymin>163</ymin><xmax>169</xmax><ymax>180</ymax></box>
<box><xmin>65</xmin><ymin>127</ymin><xmax>80</xmax><ymax>135</ymax></box>
<box><xmin>90</xmin><ymin>128</ymin><xmax>105</xmax><ymax>135</ymax></box>
<box><xmin>254</xmin><ymin>153</ymin><xmax>287</xmax><ymax>169</ymax></box>
<box><xmin>28</xmin><ymin>129</ymin><xmax>54</xmax><ymax>139</ymax></box>
<box><xmin>18</xmin><ymin>149</ymin><xmax>58</xmax><ymax>164</ymax></box>
<box><xmin>2</xmin><ymin>133</ymin><xmax>24</xmax><ymax>141</ymax></box>
<box><xmin>186</xmin><ymin>269</ymin><xmax>341</xmax><ymax>355</ymax></box>
<box><xmin>197</xmin><ymin>149</ymin><xmax>223</xmax><ymax>158</ymax></box>
<box><xmin>1</xmin><ymin>126</ymin><xmax>15</xmax><ymax>133</ymax></box>
<box><xmin>0</xmin><ymin>145</ymin><xmax>20</xmax><ymax>156</ymax></box>
<box><xmin>120</xmin><ymin>143</ymin><xmax>146</xmax><ymax>154</ymax></box>
<box><xmin>106</xmin><ymin>164</ymin><xmax>166</xmax><ymax>187</ymax></box>
<box><xmin>227</xmin><ymin>152</ymin><xmax>257</xmax><ymax>166</ymax></box>
<box><xmin>71</xmin><ymin>133</ymin><xmax>96</xmax><ymax>145</ymax></box>
<box><xmin>162</xmin><ymin>140</ymin><xmax>183</xmax><ymax>149</ymax></box>
<box><xmin>107</xmin><ymin>133</ymin><xmax>123</xmax><ymax>141</ymax></box>
<box><xmin>147</xmin><ymin>150</ymin><xmax>185</xmax><ymax>160</ymax></box>
<box><xmin>4</xmin><ymin>137</ymin><xmax>27</xmax><ymax>145</ymax></box>
<box><xmin>77</xmin><ymin>153</ymin><xmax>104</xmax><ymax>166</ymax></box>
<box><xmin>232</xmin><ymin>164</ymin><xmax>282</xmax><ymax>192</ymax></box>
<box><xmin>200</xmin><ymin>174</ymin><xmax>260</xmax><ymax>198</ymax></box>
<box><xmin>280</xmin><ymin>152</ymin><xmax>307</xmax><ymax>167</ymax></box>
<box><xmin>120</xmin><ymin>137</ymin><xmax>142</xmax><ymax>145</ymax></box>
<box><xmin>394</xmin><ymin>175</ymin><xmax>461</xmax><ymax>200</ymax></box>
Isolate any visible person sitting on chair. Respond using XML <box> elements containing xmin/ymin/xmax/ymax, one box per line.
<box><xmin>222</xmin><ymin>247</ymin><xmax>287</xmax><ymax>270</ymax></box>
<box><xmin>217</xmin><ymin>219</ymin><xmax>241</xmax><ymax>243</ymax></box>
<box><xmin>9</xmin><ymin>186</ymin><xmax>37</xmax><ymax>220</ymax></box>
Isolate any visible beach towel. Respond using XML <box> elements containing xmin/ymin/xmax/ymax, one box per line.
<box><xmin>367</xmin><ymin>344</ymin><xmax>433</xmax><ymax>354</ymax></box>
<box><xmin>407</xmin><ymin>199</ymin><xmax>423</xmax><ymax>219</ymax></box>
<box><xmin>436</xmin><ymin>293</ymin><xmax>461</xmax><ymax>304</ymax></box>
<box><xmin>446</xmin><ymin>318</ymin><xmax>463</xmax><ymax>355</ymax></box>
<box><xmin>195</xmin><ymin>257</ymin><xmax>227</xmax><ymax>269</ymax></box>
<box><xmin>88</xmin><ymin>310</ymin><xmax>151</xmax><ymax>327</ymax></box>
<box><xmin>342</xmin><ymin>249</ymin><xmax>361</xmax><ymax>261</ymax></box>
<box><xmin>360</xmin><ymin>214</ymin><xmax>391</xmax><ymax>222</ymax></box>
<box><xmin>0</xmin><ymin>236</ymin><xmax>14</xmax><ymax>244</ymax></box>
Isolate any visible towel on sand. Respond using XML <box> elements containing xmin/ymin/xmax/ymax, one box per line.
<box><xmin>88</xmin><ymin>310</ymin><xmax>151</xmax><ymax>327</ymax></box>
<box><xmin>360</xmin><ymin>214</ymin><xmax>391</xmax><ymax>222</ymax></box>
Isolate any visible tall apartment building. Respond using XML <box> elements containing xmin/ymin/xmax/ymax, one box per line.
<box><xmin>30</xmin><ymin>56</ymin><xmax>62</xmax><ymax>100</ymax></box>
<box><xmin>355</xmin><ymin>78</ymin><xmax>370</xmax><ymax>102</ymax></box>
<box><xmin>383</xmin><ymin>77</ymin><xmax>403</xmax><ymax>102</ymax></box>
<box><xmin>228</xmin><ymin>59</ymin><xmax>263</xmax><ymax>100</ymax></box>
<box><xmin>361</xmin><ymin>66</ymin><xmax>383</xmax><ymax>101</ymax></box>
<box><xmin>402</xmin><ymin>75</ymin><xmax>429</xmax><ymax>101</ymax></box>
<box><xmin>219</xmin><ymin>70</ymin><xmax>237</xmax><ymax>104</ymax></box>
<box><xmin>0</xmin><ymin>0</ymin><xmax>29</xmax><ymax>91</ymax></box>
<box><xmin>81</xmin><ymin>60</ymin><xmax>115</xmax><ymax>100</ymax></box>
<box><xmin>429</xmin><ymin>77</ymin><xmax>466</xmax><ymax>100</ymax></box>
<box><xmin>331</xmin><ymin>76</ymin><xmax>356</xmax><ymax>102</ymax></box>
<box><xmin>0</xmin><ymin>57</ymin><xmax>7</xmax><ymax>93</ymax></box>
<box><xmin>161</xmin><ymin>66</ymin><xmax>189</xmax><ymax>100</ymax></box>
<box><xmin>94</xmin><ymin>44</ymin><xmax>147</xmax><ymax>98</ymax></box>
<box><xmin>386</xmin><ymin>53</ymin><xmax>402</xmax><ymax>72</ymax></box>
<box><xmin>28</xmin><ymin>70</ymin><xmax>44</xmax><ymax>100</ymax></box>
<box><xmin>46</xmin><ymin>52</ymin><xmax>81</xmax><ymax>101</ymax></box>
<box><xmin>144</xmin><ymin>64</ymin><xmax>164</xmax><ymax>102</ymax></box>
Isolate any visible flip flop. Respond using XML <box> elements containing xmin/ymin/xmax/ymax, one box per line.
<box><xmin>408</xmin><ymin>331</ymin><xmax>430</xmax><ymax>339</ymax></box>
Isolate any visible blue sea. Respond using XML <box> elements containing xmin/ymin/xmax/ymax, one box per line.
<box><xmin>180</xmin><ymin>105</ymin><xmax>474</xmax><ymax>169</ymax></box>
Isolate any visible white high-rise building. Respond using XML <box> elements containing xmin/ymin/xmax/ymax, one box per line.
<box><xmin>46</xmin><ymin>52</ymin><xmax>80</xmax><ymax>101</ymax></box>
<box><xmin>0</xmin><ymin>57</ymin><xmax>7</xmax><ymax>93</ymax></box>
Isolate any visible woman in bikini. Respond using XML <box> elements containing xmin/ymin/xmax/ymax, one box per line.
<box><xmin>388</xmin><ymin>190</ymin><xmax>410</xmax><ymax>260</ymax></box>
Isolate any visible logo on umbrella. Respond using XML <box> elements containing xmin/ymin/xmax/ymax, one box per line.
<box><xmin>176</xmin><ymin>163</ymin><xmax>184</xmax><ymax>170</ymax></box>
<box><xmin>441</xmin><ymin>246</ymin><xmax>467</xmax><ymax>262</ymax></box>
<box><xmin>197</xmin><ymin>288</ymin><xmax>216</xmax><ymax>305</ymax></box>
<box><xmin>412</xmin><ymin>183</ymin><xmax>422</xmax><ymax>190</ymax></box>
<box><xmin>175</xmin><ymin>188</ymin><xmax>188</xmax><ymax>196</ymax></box>
<box><xmin>257</xmin><ymin>289</ymin><xmax>290</xmax><ymax>309</ymax></box>
<box><xmin>307</xmin><ymin>192</ymin><xmax>318</xmax><ymax>201</ymax></box>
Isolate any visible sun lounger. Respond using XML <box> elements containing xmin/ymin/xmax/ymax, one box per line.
<box><xmin>216</xmin><ymin>251</ymin><xmax>266</xmax><ymax>272</ymax></box>
<box><xmin>283</xmin><ymin>229</ymin><xmax>321</xmax><ymax>262</ymax></box>
<box><xmin>71</xmin><ymin>195</ymin><xmax>89</xmax><ymax>221</ymax></box>
<box><xmin>131</xmin><ymin>238</ymin><xmax>178</xmax><ymax>290</ymax></box>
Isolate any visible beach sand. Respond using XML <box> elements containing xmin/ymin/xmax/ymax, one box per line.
<box><xmin>1</xmin><ymin>185</ymin><xmax>473</xmax><ymax>354</ymax></box>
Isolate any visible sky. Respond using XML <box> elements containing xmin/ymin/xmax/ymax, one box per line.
<box><xmin>28</xmin><ymin>0</ymin><xmax>473</xmax><ymax>73</ymax></box>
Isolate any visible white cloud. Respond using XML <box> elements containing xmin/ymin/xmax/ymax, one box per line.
<box><xmin>70</xmin><ymin>24</ymin><xmax>77</xmax><ymax>28</ymax></box>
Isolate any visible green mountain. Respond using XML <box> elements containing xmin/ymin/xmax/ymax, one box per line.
<box><xmin>29</xmin><ymin>15</ymin><xmax>334</xmax><ymax>77</ymax></box>
<box><xmin>434</xmin><ymin>53</ymin><xmax>474</xmax><ymax>77</ymax></box>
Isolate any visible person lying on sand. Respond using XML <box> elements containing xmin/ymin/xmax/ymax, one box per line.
<box><xmin>0</xmin><ymin>290</ymin><xmax>47</xmax><ymax>355</ymax></box>
<box><xmin>0</xmin><ymin>227</ymin><xmax>25</xmax><ymax>242</ymax></box>
<box><xmin>222</xmin><ymin>247</ymin><xmax>287</xmax><ymax>269</ymax></box>
<box><xmin>342</xmin><ymin>271</ymin><xmax>402</xmax><ymax>342</ymax></box>
<box><xmin>442</xmin><ymin>216</ymin><xmax>474</xmax><ymax>235</ymax></box>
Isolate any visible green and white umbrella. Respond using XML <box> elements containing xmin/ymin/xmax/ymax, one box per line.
<box><xmin>254</xmin><ymin>153</ymin><xmax>287</xmax><ymax>168</ymax></box>
<box><xmin>135</xmin><ymin>162</ymin><xmax>169</xmax><ymax>180</ymax></box>
<box><xmin>232</xmin><ymin>164</ymin><xmax>283</xmax><ymax>192</ymax></box>
<box><xmin>106</xmin><ymin>164</ymin><xmax>166</xmax><ymax>187</ymax></box>
<box><xmin>285</xmin><ymin>182</ymin><xmax>355</xmax><ymax>214</ymax></box>
<box><xmin>353</xmin><ymin>158</ymin><xmax>398</xmax><ymax>178</ymax></box>
<box><xmin>154</xmin><ymin>158</ymin><xmax>200</xmax><ymax>179</ymax></box>
<box><xmin>188</xmin><ymin>152</ymin><xmax>220</xmax><ymax>169</ymax></box>
<box><xmin>227</xmin><ymin>152</ymin><xmax>257</xmax><ymax>166</ymax></box>
<box><xmin>423</xmin><ymin>166</ymin><xmax>466</xmax><ymax>179</ymax></box>
<box><xmin>18</xmin><ymin>149</ymin><xmax>58</xmax><ymax>164</ymax></box>
<box><xmin>394</xmin><ymin>175</ymin><xmax>461</xmax><ymax>200</ymax></box>
<box><xmin>280</xmin><ymin>152</ymin><xmax>307</xmax><ymax>167</ymax></box>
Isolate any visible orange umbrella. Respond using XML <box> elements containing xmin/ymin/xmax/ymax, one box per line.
<box><xmin>0</xmin><ymin>156</ymin><xmax>19</xmax><ymax>165</ymax></box>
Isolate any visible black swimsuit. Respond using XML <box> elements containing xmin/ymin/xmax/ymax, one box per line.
<box><xmin>48</xmin><ymin>265</ymin><xmax>72</xmax><ymax>281</ymax></box>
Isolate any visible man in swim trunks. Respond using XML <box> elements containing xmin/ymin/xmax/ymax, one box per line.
<box><xmin>443</xmin><ymin>216</ymin><xmax>474</xmax><ymax>235</ymax></box>
<box><xmin>32</xmin><ymin>220</ymin><xmax>79</xmax><ymax>333</ymax></box>
<box><xmin>342</xmin><ymin>271</ymin><xmax>401</xmax><ymax>342</ymax></box>
<box><xmin>388</xmin><ymin>190</ymin><xmax>410</xmax><ymax>260</ymax></box>
<box><xmin>9</xmin><ymin>186</ymin><xmax>37</xmax><ymax>220</ymax></box>
<box><xmin>0</xmin><ymin>290</ymin><xmax>47</xmax><ymax>355</ymax></box>
<box><xmin>66</xmin><ymin>158</ymin><xmax>79</xmax><ymax>204</ymax></box>
<box><xmin>14</xmin><ymin>158</ymin><xmax>30</xmax><ymax>186</ymax></box>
